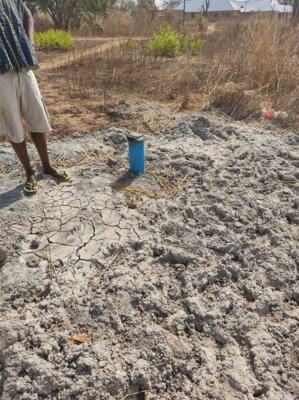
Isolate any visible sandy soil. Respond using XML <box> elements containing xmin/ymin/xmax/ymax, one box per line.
<box><xmin>0</xmin><ymin>101</ymin><xmax>298</xmax><ymax>399</ymax></box>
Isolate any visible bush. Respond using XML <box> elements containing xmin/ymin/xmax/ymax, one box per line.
<box><xmin>35</xmin><ymin>30</ymin><xmax>74</xmax><ymax>50</ymax></box>
<box><xmin>198</xmin><ymin>14</ymin><xmax>207</xmax><ymax>31</ymax></box>
<box><xmin>189</xmin><ymin>37</ymin><xmax>205</xmax><ymax>55</ymax></box>
<box><xmin>121</xmin><ymin>38</ymin><xmax>138</xmax><ymax>51</ymax></box>
<box><xmin>147</xmin><ymin>25</ymin><xmax>182</xmax><ymax>56</ymax></box>
<box><xmin>147</xmin><ymin>26</ymin><xmax>204</xmax><ymax>56</ymax></box>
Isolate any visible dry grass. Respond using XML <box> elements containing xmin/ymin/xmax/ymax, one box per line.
<box><xmin>52</xmin><ymin>15</ymin><xmax>298</xmax><ymax>127</ymax></box>
<box><xmin>51</xmin><ymin>149</ymin><xmax>118</xmax><ymax>169</ymax></box>
<box><xmin>152</xmin><ymin>167</ymin><xmax>189</xmax><ymax>199</ymax></box>
<box><xmin>102</xmin><ymin>11</ymin><xmax>135</xmax><ymax>37</ymax></box>
<box><xmin>112</xmin><ymin>166</ymin><xmax>189</xmax><ymax>209</ymax></box>
<box><xmin>102</xmin><ymin>11</ymin><xmax>167</xmax><ymax>37</ymax></box>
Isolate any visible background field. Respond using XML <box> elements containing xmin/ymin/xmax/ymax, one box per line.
<box><xmin>34</xmin><ymin>15</ymin><xmax>299</xmax><ymax>141</ymax></box>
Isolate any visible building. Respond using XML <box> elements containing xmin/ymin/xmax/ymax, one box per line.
<box><xmin>174</xmin><ymin>0</ymin><xmax>293</xmax><ymax>16</ymax></box>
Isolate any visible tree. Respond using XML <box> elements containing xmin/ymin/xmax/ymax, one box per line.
<box><xmin>201</xmin><ymin>0</ymin><xmax>210</xmax><ymax>16</ymax></box>
<box><xmin>83</xmin><ymin>0</ymin><xmax>117</xmax><ymax>16</ymax></box>
<box><xmin>135</xmin><ymin>0</ymin><xmax>156</xmax><ymax>16</ymax></box>
<box><xmin>26</xmin><ymin>0</ymin><xmax>84</xmax><ymax>29</ymax></box>
<box><xmin>293</xmin><ymin>0</ymin><xmax>299</xmax><ymax>22</ymax></box>
<box><xmin>26</xmin><ymin>0</ymin><xmax>117</xmax><ymax>29</ymax></box>
<box><xmin>117</xmin><ymin>0</ymin><xmax>137</xmax><ymax>14</ymax></box>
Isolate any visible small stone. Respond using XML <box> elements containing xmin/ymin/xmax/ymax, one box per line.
<box><xmin>30</xmin><ymin>239</ymin><xmax>40</xmax><ymax>249</ymax></box>
<box><xmin>76</xmin><ymin>356</ymin><xmax>93</xmax><ymax>375</ymax></box>
<box><xmin>107</xmin><ymin>158</ymin><xmax>117</xmax><ymax>166</ymax></box>
<box><xmin>290</xmin><ymin>286</ymin><xmax>299</xmax><ymax>304</ymax></box>
<box><xmin>106</xmin><ymin>128</ymin><xmax>128</xmax><ymax>144</ymax></box>
<box><xmin>214</xmin><ymin>330</ymin><xmax>228</xmax><ymax>345</ymax></box>
<box><xmin>25</xmin><ymin>255</ymin><xmax>40</xmax><ymax>268</ymax></box>
<box><xmin>286</xmin><ymin>211</ymin><xmax>299</xmax><ymax>225</ymax></box>
<box><xmin>54</xmin><ymin>259</ymin><xmax>63</xmax><ymax>268</ymax></box>
<box><xmin>279</xmin><ymin>173</ymin><xmax>296</xmax><ymax>182</ymax></box>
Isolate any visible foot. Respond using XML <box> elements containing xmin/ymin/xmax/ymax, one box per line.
<box><xmin>43</xmin><ymin>166</ymin><xmax>72</xmax><ymax>182</ymax></box>
<box><xmin>24</xmin><ymin>177</ymin><xmax>38</xmax><ymax>194</ymax></box>
<box><xmin>0</xmin><ymin>247</ymin><xmax>7</xmax><ymax>267</ymax></box>
<box><xmin>43</xmin><ymin>166</ymin><xmax>58</xmax><ymax>176</ymax></box>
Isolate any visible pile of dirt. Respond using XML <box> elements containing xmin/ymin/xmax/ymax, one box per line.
<box><xmin>0</xmin><ymin>106</ymin><xmax>298</xmax><ymax>399</ymax></box>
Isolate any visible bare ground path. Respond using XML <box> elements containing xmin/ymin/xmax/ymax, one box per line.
<box><xmin>40</xmin><ymin>37</ymin><xmax>125</xmax><ymax>71</ymax></box>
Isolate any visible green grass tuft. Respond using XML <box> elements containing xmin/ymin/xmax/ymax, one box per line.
<box><xmin>35</xmin><ymin>30</ymin><xmax>74</xmax><ymax>50</ymax></box>
<box><xmin>147</xmin><ymin>25</ymin><xmax>204</xmax><ymax>57</ymax></box>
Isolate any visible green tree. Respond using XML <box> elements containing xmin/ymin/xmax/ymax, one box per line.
<box><xmin>117</xmin><ymin>0</ymin><xmax>137</xmax><ymax>14</ymax></box>
<box><xmin>83</xmin><ymin>0</ymin><xmax>117</xmax><ymax>16</ymax></box>
<box><xmin>26</xmin><ymin>0</ymin><xmax>116</xmax><ymax>29</ymax></box>
<box><xmin>26</xmin><ymin>0</ymin><xmax>83</xmax><ymax>29</ymax></box>
<box><xmin>135</xmin><ymin>0</ymin><xmax>156</xmax><ymax>16</ymax></box>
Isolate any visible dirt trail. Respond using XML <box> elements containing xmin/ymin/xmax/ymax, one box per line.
<box><xmin>41</xmin><ymin>38</ymin><xmax>123</xmax><ymax>71</ymax></box>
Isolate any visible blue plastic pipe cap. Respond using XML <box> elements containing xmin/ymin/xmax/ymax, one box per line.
<box><xmin>127</xmin><ymin>134</ymin><xmax>146</xmax><ymax>175</ymax></box>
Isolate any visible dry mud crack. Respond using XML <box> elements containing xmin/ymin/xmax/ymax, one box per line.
<box><xmin>0</xmin><ymin>103</ymin><xmax>298</xmax><ymax>399</ymax></box>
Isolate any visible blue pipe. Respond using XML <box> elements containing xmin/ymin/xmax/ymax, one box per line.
<box><xmin>127</xmin><ymin>135</ymin><xmax>146</xmax><ymax>175</ymax></box>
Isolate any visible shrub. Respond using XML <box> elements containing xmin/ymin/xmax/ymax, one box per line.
<box><xmin>189</xmin><ymin>37</ymin><xmax>205</xmax><ymax>55</ymax></box>
<box><xmin>147</xmin><ymin>26</ymin><xmax>204</xmax><ymax>56</ymax></box>
<box><xmin>179</xmin><ymin>36</ymin><xmax>204</xmax><ymax>54</ymax></box>
<box><xmin>179</xmin><ymin>36</ymin><xmax>190</xmax><ymax>53</ymax></box>
<box><xmin>35</xmin><ymin>30</ymin><xmax>74</xmax><ymax>50</ymax></box>
<box><xmin>147</xmin><ymin>25</ymin><xmax>182</xmax><ymax>56</ymax></box>
<box><xmin>198</xmin><ymin>14</ymin><xmax>207</xmax><ymax>31</ymax></box>
<box><xmin>121</xmin><ymin>38</ymin><xmax>138</xmax><ymax>51</ymax></box>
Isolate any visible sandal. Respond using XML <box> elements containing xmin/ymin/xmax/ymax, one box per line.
<box><xmin>24</xmin><ymin>178</ymin><xmax>38</xmax><ymax>194</ymax></box>
<box><xmin>46</xmin><ymin>170</ymin><xmax>72</xmax><ymax>182</ymax></box>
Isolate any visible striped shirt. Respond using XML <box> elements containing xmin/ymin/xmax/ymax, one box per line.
<box><xmin>0</xmin><ymin>0</ymin><xmax>39</xmax><ymax>73</ymax></box>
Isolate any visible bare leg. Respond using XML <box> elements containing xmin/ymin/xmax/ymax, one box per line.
<box><xmin>10</xmin><ymin>140</ymin><xmax>35</xmax><ymax>181</ymax></box>
<box><xmin>30</xmin><ymin>132</ymin><xmax>57</xmax><ymax>174</ymax></box>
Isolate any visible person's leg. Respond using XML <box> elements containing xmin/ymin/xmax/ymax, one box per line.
<box><xmin>0</xmin><ymin>72</ymin><xmax>34</xmax><ymax>181</ymax></box>
<box><xmin>23</xmin><ymin>73</ymin><xmax>70</xmax><ymax>182</ymax></box>
<box><xmin>10</xmin><ymin>140</ymin><xmax>35</xmax><ymax>181</ymax></box>
<box><xmin>30</xmin><ymin>132</ymin><xmax>57</xmax><ymax>175</ymax></box>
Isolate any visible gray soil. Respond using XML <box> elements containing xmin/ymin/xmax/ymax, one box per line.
<box><xmin>0</xmin><ymin>102</ymin><xmax>298</xmax><ymax>400</ymax></box>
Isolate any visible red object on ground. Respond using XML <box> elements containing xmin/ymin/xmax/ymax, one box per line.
<box><xmin>263</xmin><ymin>109</ymin><xmax>275</xmax><ymax>120</ymax></box>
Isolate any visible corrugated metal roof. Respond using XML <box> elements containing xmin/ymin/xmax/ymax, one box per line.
<box><xmin>242</xmin><ymin>0</ymin><xmax>273</xmax><ymax>12</ymax></box>
<box><xmin>175</xmin><ymin>0</ymin><xmax>293</xmax><ymax>13</ymax></box>
<box><xmin>175</xmin><ymin>0</ymin><xmax>235</xmax><ymax>12</ymax></box>
<box><xmin>209</xmin><ymin>0</ymin><xmax>236</xmax><ymax>11</ymax></box>
<box><xmin>272</xmin><ymin>3</ymin><xmax>293</xmax><ymax>13</ymax></box>
<box><xmin>229</xmin><ymin>0</ymin><xmax>248</xmax><ymax>10</ymax></box>
<box><xmin>175</xmin><ymin>0</ymin><xmax>202</xmax><ymax>12</ymax></box>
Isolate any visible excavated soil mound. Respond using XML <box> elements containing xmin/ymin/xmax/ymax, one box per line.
<box><xmin>0</xmin><ymin>106</ymin><xmax>298</xmax><ymax>400</ymax></box>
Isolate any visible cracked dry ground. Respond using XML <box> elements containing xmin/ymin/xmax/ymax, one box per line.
<box><xmin>0</xmin><ymin>108</ymin><xmax>299</xmax><ymax>400</ymax></box>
